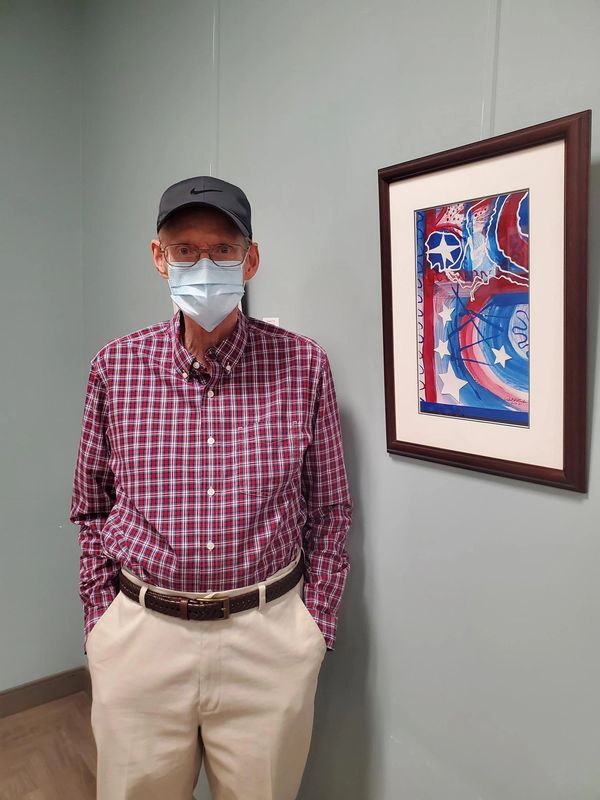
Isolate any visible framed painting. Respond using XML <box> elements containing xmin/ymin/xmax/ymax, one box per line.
<box><xmin>378</xmin><ymin>110</ymin><xmax>591</xmax><ymax>492</ymax></box>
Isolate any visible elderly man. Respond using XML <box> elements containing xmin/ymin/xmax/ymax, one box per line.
<box><xmin>69</xmin><ymin>175</ymin><xmax>353</xmax><ymax>800</ymax></box>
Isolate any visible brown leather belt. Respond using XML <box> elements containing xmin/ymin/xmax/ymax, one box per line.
<box><xmin>118</xmin><ymin>551</ymin><xmax>304</xmax><ymax>621</ymax></box>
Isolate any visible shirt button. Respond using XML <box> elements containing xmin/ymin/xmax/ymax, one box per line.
<box><xmin>192</xmin><ymin>360</ymin><xmax>200</xmax><ymax>369</ymax></box>
<box><xmin>207</xmin><ymin>436</ymin><xmax>215</xmax><ymax>445</ymax></box>
<box><xmin>207</xmin><ymin>487</ymin><xmax>215</xmax><ymax>496</ymax></box>
<box><xmin>207</xmin><ymin>390</ymin><xmax>215</xmax><ymax>398</ymax></box>
<box><xmin>206</xmin><ymin>541</ymin><xmax>215</xmax><ymax>551</ymax></box>
<box><xmin>181</xmin><ymin>371</ymin><xmax>188</xmax><ymax>379</ymax></box>
<box><xmin>225</xmin><ymin>364</ymin><xmax>231</xmax><ymax>372</ymax></box>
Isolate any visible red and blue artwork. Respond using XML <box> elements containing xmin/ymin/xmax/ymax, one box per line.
<box><xmin>415</xmin><ymin>189</ymin><xmax>530</xmax><ymax>425</ymax></box>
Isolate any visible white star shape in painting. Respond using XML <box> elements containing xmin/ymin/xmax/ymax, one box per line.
<box><xmin>491</xmin><ymin>345</ymin><xmax>511</xmax><ymax>368</ymax></box>
<box><xmin>439</xmin><ymin>363</ymin><xmax>468</xmax><ymax>403</ymax></box>
<box><xmin>428</xmin><ymin>233</ymin><xmax>461</xmax><ymax>269</ymax></box>
<box><xmin>434</xmin><ymin>338</ymin><xmax>450</xmax><ymax>359</ymax></box>
<box><xmin>438</xmin><ymin>303</ymin><xmax>454</xmax><ymax>327</ymax></box>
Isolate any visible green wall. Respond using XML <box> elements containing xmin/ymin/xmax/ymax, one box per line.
<box><xmin>0</xmin><ymin>0</ymin><xmax>85</xmax><ymax>689</ymax></box>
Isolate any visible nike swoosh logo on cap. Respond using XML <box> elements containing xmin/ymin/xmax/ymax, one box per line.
<box><xmin>190</xmin><ymin>187</ymin><xmax>222</xmax><ymax>195</ymax></box>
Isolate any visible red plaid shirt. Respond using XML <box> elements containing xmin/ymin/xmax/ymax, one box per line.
<box><xmin>69</xmin><ymin>308</ymin><xmax>352</xmax><ymax>654</ymax></box>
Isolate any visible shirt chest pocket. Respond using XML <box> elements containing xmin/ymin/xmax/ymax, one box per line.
<box><xmin>233</xmin><ymin>418</ymin><xmax>308</xmax><ymax>498</ymax></box>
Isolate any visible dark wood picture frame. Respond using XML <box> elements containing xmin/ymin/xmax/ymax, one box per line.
<box><xmin>378</xmin><ymin>110</ymin><xmax>591</xmax><ymax>492</ymax></box>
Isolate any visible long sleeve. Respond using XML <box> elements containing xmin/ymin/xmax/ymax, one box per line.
<box><xmin>69</xmin><ymin>357</ymin><xmax>119</xmax><ymax>655</ymax></box>
<box><xmin>301</xmin><ymin>350</ymin><xmax>353</xmax><ymax>651</ymax></box>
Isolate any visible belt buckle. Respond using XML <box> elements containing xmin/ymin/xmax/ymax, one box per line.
<box><xmin>194</xmin><ymin>595</ymin><xmax>230</xmax><ymax>620</ymax></box>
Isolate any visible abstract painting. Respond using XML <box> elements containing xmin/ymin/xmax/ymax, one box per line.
<box><xmin>378</xmin><ymin>109</ymin><xmax>590</xmax><ymax>491</ymax></box>
<box><xmin>415</xmin><ymin>190</ymin><xmax>530</xmax><ymax>426</ymax></box>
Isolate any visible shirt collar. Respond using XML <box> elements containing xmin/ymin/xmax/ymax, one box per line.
<box><xmin>169</xmin><ymin>307</ymin><xmax>249</xmax><ymax>378</ymax></box>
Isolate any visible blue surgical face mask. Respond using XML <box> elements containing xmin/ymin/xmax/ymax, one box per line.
<box><xmin>167</xmin><ymin>256</ymin><xmax>247</xmax><ymax>332</ymax></box>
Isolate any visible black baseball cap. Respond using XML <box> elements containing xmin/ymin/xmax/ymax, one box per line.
<box><xmin>156</xmin><ymin>175</ymin><xmax>252</xmax><ymax>238</ymax></box>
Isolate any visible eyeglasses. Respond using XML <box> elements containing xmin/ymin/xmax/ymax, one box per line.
<box><xmin>159</xmin><ymin>242</ymin><xmax>249</xmax><ymax>268</ymax></box>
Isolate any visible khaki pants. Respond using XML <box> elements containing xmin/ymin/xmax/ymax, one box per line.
<box><xmin>86</xmin><ymin>547</ymin><xmax>327</xmax><ymax>800</ymax></box>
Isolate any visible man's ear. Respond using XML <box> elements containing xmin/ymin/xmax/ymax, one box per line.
<box><xmin>151</xmin><ymin>239</ymin><xmax>169</xmax><ymax>279</ymax></box>
<box><xmin>244</xmin><ymin>241</ymin><xmax>260</xmax><ymax>281</ymax></box>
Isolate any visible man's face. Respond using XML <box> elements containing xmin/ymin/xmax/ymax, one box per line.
<box><xmin>151</xmin><ymin>206</ymin><xmax>259</xmax><ymax>282</ymax></box>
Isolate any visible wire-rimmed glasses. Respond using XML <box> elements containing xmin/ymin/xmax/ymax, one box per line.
<box><xmin>160</xmin><ymin>242</ymin><xmax>249</xmax><ymax>268</ymax></box>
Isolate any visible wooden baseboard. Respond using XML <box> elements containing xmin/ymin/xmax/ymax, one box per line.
<box><xmin>0</xmin><ymin>665</ymin><xmax>92</xmax><ymax>719</ymax></box>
